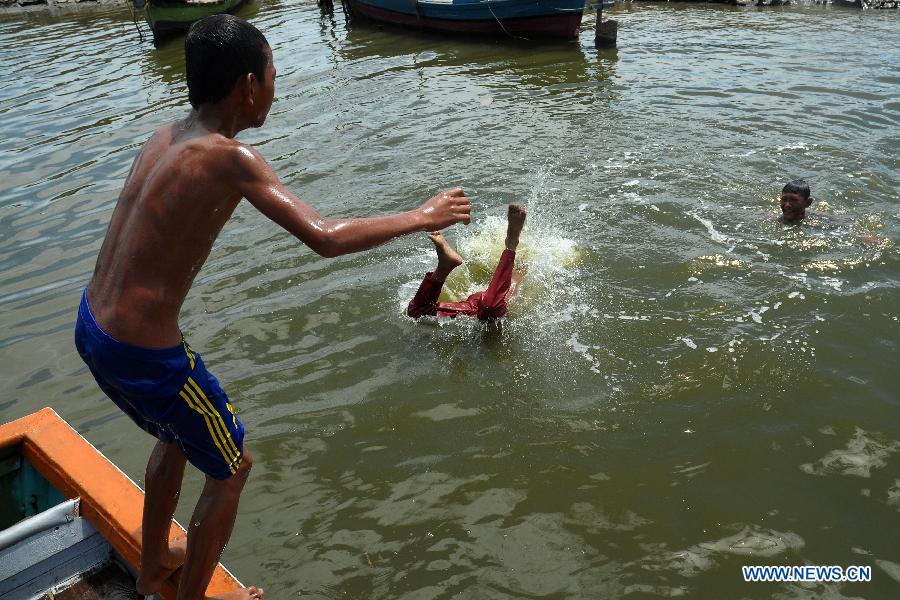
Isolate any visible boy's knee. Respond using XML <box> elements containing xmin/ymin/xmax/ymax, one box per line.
<box><xmin>235</xmin><ymin>448</ymin><xmax>253</xmax><ymax>478</ymax></box>
<box><xmin>215</xmin><ymin>447</ymin><xmax>253</xmax><ymax>489</ymax></box>
<box><xmin>205</xmin><ymin>448</ymin><xmax>252</xmax><ymax>494</ymax></box>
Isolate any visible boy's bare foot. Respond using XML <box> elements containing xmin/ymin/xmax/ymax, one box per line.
<box><xmin>505</xmin><ymin>204</ymin><xmax>527</xmax><ymax>251</ymax></box>
<box><xmin>135</xmin><ymin>537</ymin><xmax>187</xmax><ymax>595</ymax></box>
<box><xmin>213</xmin><ymin>587</ymin><xmax>265</xmax><ymax>599</ymax></box>
<box><xmin>429</xmin><ymin>231</ymin><xmax>463</xmax><ymax>281</ymax></box>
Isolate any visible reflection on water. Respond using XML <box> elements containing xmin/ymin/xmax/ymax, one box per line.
<box><xmin>1</xmin><ymin>1</ymin><xmax>899</xmax><ymax>598</ymax></box>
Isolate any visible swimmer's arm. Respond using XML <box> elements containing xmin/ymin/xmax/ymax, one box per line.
<box><xmin>234</xmin><ymin>146</ymin><xmax>471</xmax><ymax>258</ymax></box>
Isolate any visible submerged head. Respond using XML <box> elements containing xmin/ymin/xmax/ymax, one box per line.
<box><xmin>780</xmin><ymin>179</ymin><xmax>812</xmax><ymax>223</ymax></box>
<box><xmin>185</xmin><ymin>15</ymin><xmax>275</xmax><ymax>129</ymax></box>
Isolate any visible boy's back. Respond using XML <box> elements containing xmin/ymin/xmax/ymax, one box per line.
<box><xmin>89</xmin><ymin>121</ymin><xmax>248</xmax><ymax>348</ymax></box>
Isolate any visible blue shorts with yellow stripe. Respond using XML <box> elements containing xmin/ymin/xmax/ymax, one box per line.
<box><xmin>75</xmin><ymin>289</ymin><xmax>244</xmax><ymax>480</ymax></box>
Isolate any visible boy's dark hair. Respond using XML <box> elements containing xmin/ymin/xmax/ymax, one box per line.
<box><xmin>185</xmin><ymin>15</ymin><xmax>269</xmax><ymax>109</ymax></box>
<box><xmin>782</xmin><ymin>179</ymin><xmax>810</xmax><ymax>199</ymax></box>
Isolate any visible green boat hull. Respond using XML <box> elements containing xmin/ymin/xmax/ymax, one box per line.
<box><xmin>139</xmin><ymin>0</ymin><xmax>247</xmax><ymax>37</ymax></box>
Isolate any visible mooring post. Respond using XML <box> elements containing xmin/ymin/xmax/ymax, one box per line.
<box><xmin>340</xmin><ymin>0</ymin><xmax>352</xmax><ymax>20</ymax></box>
<box><xmin>593</xmin><ymin>2</ymin><xmax>618</xmax><ymax>48</ymax></box>
<box><xmin>318</xmin><ymin>0</ymin><xmax>334</xmax><ymax>13</ymax></box>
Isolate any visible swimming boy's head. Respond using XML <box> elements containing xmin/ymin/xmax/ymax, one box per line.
<box><xmin>185</xmin><ymin>15</ymin><xmax>274</xmax><ymax>129</ymax></box>
<box><xmin>780</xmin><ymin>179</ymin><xmax>811</xmax><ymax>223</ymax></box>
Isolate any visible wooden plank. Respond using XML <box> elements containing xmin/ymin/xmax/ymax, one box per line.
<box><xmin>0</xmin><ymin>516</ymin><xmax>108</xmax><ymax>598</ymax></box>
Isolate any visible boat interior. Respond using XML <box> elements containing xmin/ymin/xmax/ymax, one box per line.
<box><xmin>0</xmin><ymin>444</ymin><xmax>143</xmax><ymax>599</ymax></box>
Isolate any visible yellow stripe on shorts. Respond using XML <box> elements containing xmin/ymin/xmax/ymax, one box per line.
<box><xmin>187</xmin><ymin>377</ymin><xmax>240</xmax><ymax>459</ymax></box>
<box><xmin>179</xmin><ymin>385</ymin><xmax>237</xmax><ymax>475</ymax></box>
<box><xmin>181</xmin><ymin>382</ymin><xmax>238</xmax><ymax>465</ymax></box>
<box><xmin>182</xmin><ymin>340</ymin><xmax>195</xmax><ymax>369</ymax></box>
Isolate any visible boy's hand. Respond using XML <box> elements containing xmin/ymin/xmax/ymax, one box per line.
<box><xmin>419</xmin><ymin>188</ymin><xmax>471</xmax><ymax>230</ymax></box>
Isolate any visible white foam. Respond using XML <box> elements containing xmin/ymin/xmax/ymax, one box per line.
<box><xmin>820</xmin><ymin>276</ymin><xmax>844</xmax><ymax>291</ymax></box>
<box><xmin>679</xmin><ymin>337</ymin><xmax>697</xmax><ymax>350</ymax></box>
<box><xmin>877</xmin><ymin>560</ymin><xmax>900</xmax><ymax>584</ymax></box>
<box><xmin>567</xmin><ymin>333</ymin><xmax>601</xmax><ymax>373</ymax></box>
<box><xmin>648</xmin><ymin>526</ymin><xmax>805</xmax><ymax>577</ymax></box>
<box><xmin>691</xmin><ymin>213</ymin><xmax>729</xmax><ymax>244</ymax></box>
<box><xmin>748</xmin><ymin>307</ymin><xmax>768</xmax><ymax>324</ymax></box>
<box><xmin>776</xmin><ymin>143</ymin><xmax>809</xmax><ymax>151</ymax></box>
<box><xmin>801</xmin><ymin>428</ymin><xmax>900</xmax><ymax>478</ymax></box>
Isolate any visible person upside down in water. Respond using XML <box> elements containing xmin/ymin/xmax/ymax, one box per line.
<box><xmin>407</xmin><ymin>204</ymin><xmax>526</xmax><ymax>320</ymax></box>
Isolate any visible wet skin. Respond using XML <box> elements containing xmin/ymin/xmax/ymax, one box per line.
<box><xmin>780</xmin><ymin>191</ymin><xmax>812</xmax><ymax>223</ymax></box>
<box><xmin>429</xmin><ymin>204</ymin><xmax>527</xmax><ymax>290</ymax></box>
<box><xmin>87</xmin><ymin>45</ymin><xmax>471</xmax><ymax>349</ymax></box>
<box><xmin>85</xmin><ymin>43</ymin><xmax>470</xmax><ymax>600</ymax></box>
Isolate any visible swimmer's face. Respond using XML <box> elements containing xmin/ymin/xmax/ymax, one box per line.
<box><xmin>780</xmin><ymin>191</ymin><xmax>811</xmax><ymax>222</ymax></box>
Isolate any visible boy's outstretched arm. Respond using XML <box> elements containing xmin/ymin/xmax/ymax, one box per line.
<box><xmin>234</xmin><ymin>145</ymin><xmax>470</xmax><ymax>257</ymax></box>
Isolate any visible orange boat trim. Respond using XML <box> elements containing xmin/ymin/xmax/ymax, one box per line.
<box><xmin>0</xmin><ymin>407</ymin><xmax>243</xmax><ymax>599</ymax></box>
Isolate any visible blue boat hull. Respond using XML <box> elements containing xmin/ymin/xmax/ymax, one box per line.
<box><xmin>344</xmin><ymin>0</ymin><xmax>586</xmax><ymax>39</ymax></box>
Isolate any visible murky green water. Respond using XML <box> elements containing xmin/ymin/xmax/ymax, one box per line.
<box><xmin>1</xmin><ymin>1</ymin><xmax>899</xmax><ymax>598</ymax></box>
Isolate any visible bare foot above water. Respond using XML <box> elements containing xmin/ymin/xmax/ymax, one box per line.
<box><xmin>429</xmin><ymin>231</ymin><xmax>463</xmax><ymax>279</ymax></box>
<box><xmin>135</xmin><ymin>537</ymin><xmax>187</xmax><ymax>596</ymax></box>
<box><xmin>506</xmin><ymin>204</ymin><xmax>527</xmax><ymax>251</ymax></box>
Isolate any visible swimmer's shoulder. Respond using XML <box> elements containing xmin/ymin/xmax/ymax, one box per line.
<box><xmin>805</xmin><ymin>211</ymin><xmax>850</xmax><ymax>228</ymax></box>
<box><xmin>808</xmin><ymin>210</ymin><xmax>835</xmax><ymax>222</ymax></box>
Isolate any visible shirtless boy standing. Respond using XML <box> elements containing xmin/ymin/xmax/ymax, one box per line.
<box><xmin>74</xmin><ymin>15</ymin><xmax>470</xmax><ymax>600</ymax></box>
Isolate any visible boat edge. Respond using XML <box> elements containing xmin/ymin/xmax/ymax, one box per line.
<box><xmin>0</xmin><ymin>407</ymin><xmax>243</xmax><ymax>600</ymax></box>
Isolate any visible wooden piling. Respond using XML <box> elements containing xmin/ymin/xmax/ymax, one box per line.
<box><xmin>593</xmin><ymin>2</ymin><xmax>617</xmax><ymax>48</ymax></box>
